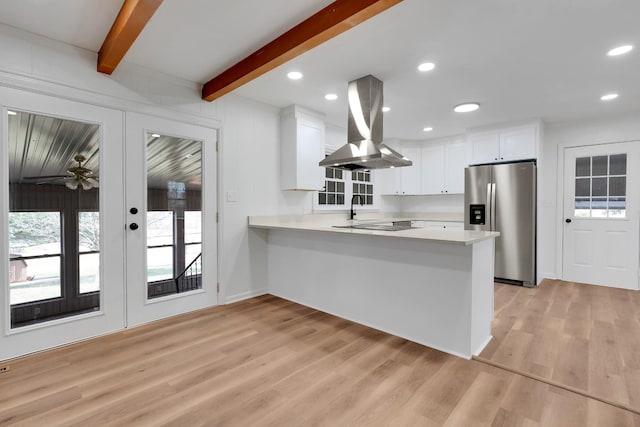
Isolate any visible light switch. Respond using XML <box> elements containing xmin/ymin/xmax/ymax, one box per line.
<box><xmin>226</xmin><ymin>191</ymin><xmax>237</xmax><ymax>202</ymax></box>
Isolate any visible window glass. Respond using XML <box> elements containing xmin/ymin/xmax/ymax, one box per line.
<box><xmin>147</xmin><ymin>211</ymin><xmax>174</xmax><ymax>282</ymax></box>
<box><xmin>9</xmin><ymin>212</ymin><xmax>62</xmax><ymax>304</ymax></box>
<box><xmin>352</xmin><ymin>170</ymin><xmax>373</xmax><ymax>205</ymax></box>
<box><xmin>318</xmin><ymin>166</ymin><xmax>346</xmax><ymax>206</ymax></box>
<box><xmin>574</xmin><ymin>154</ymin><xmax>626</xmax><ymax>218</ymax></box>
<box><xmin>575</xmin><ymin>157</ymin><xmax>591</xmax><ymax>177</ymax></box>
<box><xmin>78</xmin><ymin>211</ymin><xmax>100</xmax><ymax>293</ymax></box>
<box><xmin>592</xmin><ymin>156</ymin><xmax>608</xmax><ymax>176</ymax></box>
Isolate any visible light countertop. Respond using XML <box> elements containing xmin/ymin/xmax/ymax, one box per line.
<box><xmin>248</xmin><ymin>214</ymin><xmax>499</xmax><ymax>246</ymax></box>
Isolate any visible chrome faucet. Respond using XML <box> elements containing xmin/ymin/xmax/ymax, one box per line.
<box><xmin>350</xmin><ymin>194</ymin><xmax>364</xmax><ymax>220</ymax></box>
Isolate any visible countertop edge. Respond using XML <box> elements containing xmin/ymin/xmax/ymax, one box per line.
<box><xmin>248</xmin><ymin>220</ymin><xmax>499</xmax><ymax>246</ymax></box>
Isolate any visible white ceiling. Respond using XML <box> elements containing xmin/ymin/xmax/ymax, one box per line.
<box><xmin>0</xmin><ymin>0</ymin><xmax>639</xmax><ymax>141</ymax></box>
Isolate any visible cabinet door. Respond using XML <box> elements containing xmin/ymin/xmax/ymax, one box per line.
<box><xmin>376</xmin><ymin>167</ymin><xmax>402</xmax><ymax>195</ymax></box>
<box><xmin>499</xmin><ymin>126</ymin><xmax>536</xmax><ymax>161</ymax></box>
<box><xmin>444</xmin><ymin>141</ymin><xmax>467</xmax><ymax>194</ymax></box>
<box><xmin>468</xmin><ymin>131</ymin><xmax>500</xmax><ymax>164</ymax></box>
<box><xmin>400</xmin><ymin>146</ymin><xmax>421</xmax><ymax>194</ymax></box>
<box><xmin>280</xmin><ymin>107</ymin><xmax>325</xmax><ymax>191</ymax></box>
<box><xmin>296</xmin><ymin>117</ymin><xmax>325</xmax><ymax>190</ymax></box>
<box><xmin>420</xmin><ymin>144</ymin><xmax>445</xmax><ymax>194</ymax></box>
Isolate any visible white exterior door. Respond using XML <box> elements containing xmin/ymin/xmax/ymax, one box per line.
<box><xmin>124</xmin><ymin>113</ymin><xmax>218</xmax><ymax>327</ymax></box>
<box><xmin>562</xmin><ymin>142</ymin><xmax>640</xmax><ymax>290</ymax></box>
<box><xmin>0</xmin><ymin>90</ymin><xmax>218</xmax><ymax>361</ymax></box>
<box><xmin>0</xmin><ymin>88</ymin><xmax>126</xmax><ymax>360</ymax></box>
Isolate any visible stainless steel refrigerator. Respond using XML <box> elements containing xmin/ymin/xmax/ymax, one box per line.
<box><xmin>464</xmin><ymin>161</ymin><xmax>536</xmax><ymax>287</ymax></box>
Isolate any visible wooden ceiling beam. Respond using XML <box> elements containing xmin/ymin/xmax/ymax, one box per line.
<box><xmin>97</xmin><ymin>0</ymin><xmax>164</xmax><ymax>74</ymax></box>
<box><xmin>201</xmin><ymin>0</ymin><xmax>403</xmax><ymax>102</ymax></box>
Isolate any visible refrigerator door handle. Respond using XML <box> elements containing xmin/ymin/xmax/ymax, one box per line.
<box><xmin>486</xmin><ymin>183</ymin><xmax>492</xmax><ymax>229</ymax></box>
<box><xmin>490</xmin><ymin>183</ymin><xmax>497</xmax><ymax>231</ymax></box>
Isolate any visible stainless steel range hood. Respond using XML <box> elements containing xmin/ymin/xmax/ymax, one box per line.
<box><xmin>319</xmin><ymin>75</ymin><xmax>412</xmax><ymax>171</ymax></box>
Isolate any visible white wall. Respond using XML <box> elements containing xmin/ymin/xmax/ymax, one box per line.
<box><xmin>397</xmin><ymin>194</ymin><xmax>464</xmax><ymax>213</ymax></box>
<box><xmin>217</xmin><ymin>96</ymin><xmax>314</xmax><ymax>302</ymax></box>
<box><xmin>0</xmin><ymin>24</ymin><xmax>315</xmax><ymax>305</ymax></box>
<box><xmin>540</xmin><ymin>111</ymin><xmax>640</xmax><ymax>280</ymax></box>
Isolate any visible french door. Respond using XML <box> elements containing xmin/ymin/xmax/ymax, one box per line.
<box><xmin>1</xmin><ymin>90</ymin><xmax>217</xmax><ymax>360</ymax></box>
<box><xmin>562</xmin><ymin>141</ymin><xmax>640</xmax><ymax>290</ymax></box>
<box><xmin>124</xmin><ymin>112</ymin><xmax>217</xmax><ymax>327</ymax></box>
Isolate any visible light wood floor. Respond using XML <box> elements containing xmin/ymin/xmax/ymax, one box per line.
<box><xmin>479</xmin><ymin>279</ymin><xmax>640</xmax><ymax>414</ymax></box>
<box><xmin>1</xmin><ymin>293</ymin><xmax>640</xmax><ymax>426</ymax></box>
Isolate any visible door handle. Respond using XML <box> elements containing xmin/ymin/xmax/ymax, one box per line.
<box><xmin>565</xmin><ymin>218</ymin><xmax>572</xmax><ymax>223</ymax></box>
<box><xmin>490</xmin><ymin>183</ymin><xmax>496</xmax><ymax>231</ymax></box>
<box><xmin>129</xmin><ymin>223</ymin><xmax>139</xmax><ymax>230</ymax></box>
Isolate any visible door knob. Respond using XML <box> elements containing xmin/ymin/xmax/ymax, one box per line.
<box><xmin>565</xmin><ymin>218</ymin><xmax>572</xmax><ymax>223</ymax></box>
<box><xmin>129</xmin><ymin>223</ymin><xmax>139</xmax><ymax>230</ymax></box>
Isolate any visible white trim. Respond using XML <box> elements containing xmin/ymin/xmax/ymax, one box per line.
<box><xmin>0</xmin><ymin>69</ymin><xmax>221</xmax><ymax>131</ymax></box>
<box><xmin>224</xmin><ymin>288</ymin><xmax>268</xmax><ymax>304</ymax></box>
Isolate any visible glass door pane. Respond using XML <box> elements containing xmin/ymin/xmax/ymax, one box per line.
<box><xmin>8</xmin><ymin>110</ymin><xmax>101</xmax><ymax>327</ymax></box>
<box><xmin>146</xmin><ymin>133</ymin><xmax>202</xmax><ymax>299</ymax></box>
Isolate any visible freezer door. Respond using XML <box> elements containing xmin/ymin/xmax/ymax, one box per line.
<box><xmin>464</xmin><ymin>165</ymin><xmax>492</xmax><ymax>231</ymax></box>
<box><xmin>492</xmin><ymin>162</ymin><xmax>536</xmax><ymax>285</ymax></box>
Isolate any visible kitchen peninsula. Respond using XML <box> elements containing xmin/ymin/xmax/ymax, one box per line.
<box><xmin>249</xmin><ymin>215</ymin><xmax>499</xmax><ymax>359</ymax></box>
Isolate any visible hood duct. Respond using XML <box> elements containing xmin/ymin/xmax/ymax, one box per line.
<box><xmin>319</xmin><ymin>75</ymin><xmax>412</xmax><ymax>171</ymax></box>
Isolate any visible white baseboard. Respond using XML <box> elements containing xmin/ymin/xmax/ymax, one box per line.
<box><xmin>224</xmin><ymin>288</ymin><xmax>268</xmax><ymax>304</ymax></box>
<box><xmin>538</xmin><ymin>272</ymin><xmax>557</xmax><ymax>284</ymax></box>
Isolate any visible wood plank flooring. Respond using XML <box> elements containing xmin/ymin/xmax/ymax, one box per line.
<box><xmin>479</xmin><ymin>279</ymin><xmax>640</xmax><ymax>415</ymax></box>
<box><xmin>1</xmin><ymin>292</ymin><xmax>639</xmax><ymax>426</ymax></box>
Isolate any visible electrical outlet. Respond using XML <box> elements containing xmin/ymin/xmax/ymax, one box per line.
<box><xmin>0</xmin><ymin>366</ymin><xmax>10</xmax><ymax>374</ymax></box>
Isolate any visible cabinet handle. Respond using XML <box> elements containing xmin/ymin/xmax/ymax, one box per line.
<box><xmin>494</xmin><ymin>157</ymin><xmax>498</xmax><ymax>160</ymax></box>
<box><xmin>500</xmin><ymin>157</ymin><xmax>504</xmax><ymax>160</ymax></box>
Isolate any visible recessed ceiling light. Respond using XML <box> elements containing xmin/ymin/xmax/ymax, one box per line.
<box><xmin>325</xmin><ymin>93</ymin><xmax>338</xmax><ymax>101</ymax></box>
<box><xmin>382</xmin><ymin>106</ymin><xmax>390</xmax><ymax>113</ymax></box>
<box><xmin>600</xmin><ymin>93</ymin><xmax>619</xmax><ymax>101</ymax></box>
<box><xmin>418</xmin><ymin>62</ymin><xmax>435</xmax><ymax>72</ymax></box>
<box><xmin>423</xmin><ymin>127</ymin><xmax>433</xmax><ymax>132</ymax></box>
<box><xmin>607</xmin><ymin>45</ymin><xmax>633</xmax><ymax>56</ymax></box>
<box><xmin>453</xmin><ymin>102</ymin><xmax>480</xmax><ymax>113</ymax></box>
<box><xmin>287</xmin><ymin>71</ymin><xmax>303</xmax><ymax>80</ymax></box>
<box><xmin>7</xmin><ymin>110</ymin><xmax>17</xmax><ymax>115</ymax></box>
<box><xmin>151</xmin><ymin>133</ymin><xmax>160</xmax><ymax>138</ymax></box>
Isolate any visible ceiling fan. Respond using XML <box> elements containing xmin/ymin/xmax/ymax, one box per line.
<box><xmin>23</xmin><ymin>154</ymin><xmax>99</xmax><ymax>190</ymax></box>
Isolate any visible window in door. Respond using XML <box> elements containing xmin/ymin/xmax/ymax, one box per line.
<box><xmin>574</xmin><ymin>154</ymin><xmax>626</xmax><ymax>218</ymax></box>
<box><xmin>146</xmin><ymin>133</ymin><xmax>202</xmax><ymax>298</ymax></box>
<box><xmin>7</xmin><ymin>110</ymin><xmax>101</xmax><ymax>327</ymax></box>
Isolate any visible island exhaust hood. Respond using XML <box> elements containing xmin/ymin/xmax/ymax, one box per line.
<box><xmin>319</xmin><ymin>75</ymin><xmax>412</xmax><ymax>171</ymax></box>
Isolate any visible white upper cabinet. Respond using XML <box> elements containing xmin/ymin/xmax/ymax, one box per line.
<box><xmin>468</xmin><ymin>123</ymin><xmax>538</xmax><ymax>165</ymax></box>
<box><xmin>444</xmin><ymin>140</ymin><xmax>467</xmax><ymax>194</ymax></box>
<box><xmin>380</xmin><ymin>139</ymin><xmax>467</xmax><ymax>195</ymax></box>
<box><xmin>420</xmin><ymin>144</ymin><xmax>445</xmax><ymax>194</ymax></box>
<box><xmin>499</xmin><ymin>126</ymin><xmax>537</xmax><ymax>161</ymax></box>
<box><xmin>420</xmin><ymin>139</ymin><xmax>467</xmax><ymax>195</ymax></box>
<box><xmin>280</xmin><ymin>106</ymin><xmax>325</xmax><ymax>191</ymax></box>
<box><xmin>400</xmin><ymin>146</ymin><xmax>421</xmax><ymax>194</ymax></box>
